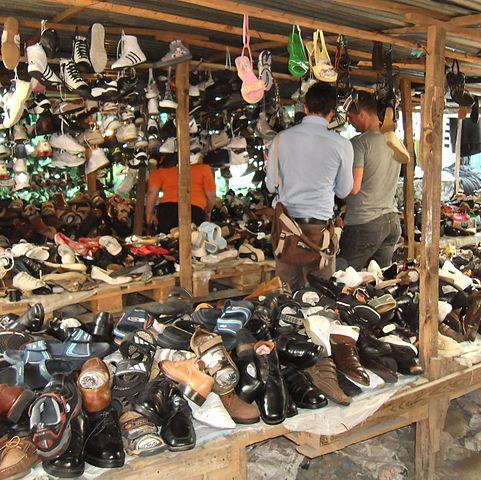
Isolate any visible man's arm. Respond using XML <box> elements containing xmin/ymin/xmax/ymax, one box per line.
<box><xmin>145</xmin><ymin>184</ymin><xmax>161</xmax><ymax>226</ymax></box>
<box><xmin>202</xmin><ymin>165</ymin><xmax>217</xmax><ymax>220</ymax></box>
<box><xmin>205</xmin><ymin>191</ymin><xmax>216</xmax><ymax>221</ymax></box>
<box><xmin>334</xmin><ymin>141</ymin><xmax>354</xmax><ymax>199</ymax></box>
<box><xmin>265</xmin><ymin>134</ymin><xmax>279</xmax><ymax>193</ymax></box>
<box><xmin>351</xmin><ymin>167</ymin><xmax>364</xmax><ymax>195</ymax></box>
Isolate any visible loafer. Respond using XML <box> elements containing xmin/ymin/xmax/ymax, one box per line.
<box><xmin>276</xmin><ymin>333</ymin><xmax>321</xmax><ymax>368</ymax></box>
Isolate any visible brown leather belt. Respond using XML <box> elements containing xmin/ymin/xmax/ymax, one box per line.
<box><xmin>294</xmin><ymin>217</ymin><xmax>328</xmax><ymax>225</ymax></box>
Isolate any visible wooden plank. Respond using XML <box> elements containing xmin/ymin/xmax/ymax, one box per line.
<box><xmin>400</xmin><ymin>79</ymin><xmax>416</xmax><ymax>259</ymax></box>
<box><xmin>176</xmin><ymin>61</ymin><xmax>193</xmax><ymax>293</ymax></box>
<box><xmin>418</xmin><ymin>25</ymin><xmax>446</xmax><ymax>378</ymax></box>
<box><xmin>51</xmin><ymin>6</ymin><xmax>86</xmax><ymax>22</ymax></box>
<box><xmin>449</xmin><ymin>12</ymin><xmax>481</xmax><ymax>26</ymax></box>
<box><xmin>133</xmin><ymin>163</ymin><xmax>147</xmax><ymax>236</ymax></box>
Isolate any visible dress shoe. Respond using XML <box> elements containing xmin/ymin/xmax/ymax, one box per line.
<box><xmin>305</xmin><ymin>358</ymin><xmax>351</xmax><ymax>406</ymax></box>
<box><xmin>134</xmin><ymin>377</ymin><xmax>195</xmax><ymax>451</ymax></box>
<box><xmin>188</xmin><ymin>392</ymin><xmax>236</xmax><ymax>429</ymax></box>
<box><xmin>331</xmin><ymin>333</ymin><xmax>370</xmax><ymax>387</ymax></box>
<box><xmin>360</xmin><ymin>355</ymin><xmax>398</xmax><ymax>383</ymax></box>
<box><xmin>253</xmin><ymin>341</ymin><xmax>288</xmax><ymax>425</ymax></box>
<box><xmin>0</xmin><ymin>436</ymin><xmax>38</xmax><ymax>480</ymax></box>
<box><xmin>276</xmin><ymin>333</ymin><xmax>321</xmax><ymax>368</ymax></box>
<box><xmin>281</xmin><ymin>366</ymin><xmax>327</xmax><ymax>409</ymax></box>
<box><xmin>77</xmin><ymin>358</ymin><xmax>111</xmax><ymax>413</ymax></box>
<box><xmin>336</xmin><ymin>372</ymin><xmax>362</xmax><ymax>397</ymax></box>
<box><xmin>42</xmin><ymin>413</ymin><xmax>86</xmax><ymax>478</ymax></box>
<box><xmin>84</xmin><ymin>407</ymin><xmax>125</xmax><ymax>468</ymax></box>
<box><xmin>236</xmin><ymin>360</ymin><xmax>262</xmax><ymax>404</ymax></box>
<box><xmin>220</xmin><ymin>391</ymin><xmax>260</xmax><ymax>424</ymax></box>
<box><xmin>161</xmin><ymin>358</ymin><xmax>214</xmax><ymax>406</ymax></box>
<box><xmin>357</xmin><ymin>329</ymin><xmax>392</xmax><ymax>357</ymax></box>
<box><xmin>30</xmin><ymin>374</ymin><xmax>81</xmax><ymax>459</ymax></box>
<box><xmin>0</xmin><ymin>384</ymin><xmax>35</xmax><ymax>423</ymax></box>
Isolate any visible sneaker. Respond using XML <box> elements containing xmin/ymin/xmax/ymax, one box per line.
<box><xmin>145</xmin><ymin>69</ymin><xmax>159</xmax><ymax>99</ymax></box>
<box><xmin>101</xmin><ymin>102</ymin><xmax>118</xmax><ymax>114</ymax></box>
<box><xmin>91</xmin><ymin>77</ymin><xmax>117</xmax><ymax>101</ymax></box>
<box><xmin>12</xmin><ymin>123</ymin><xmax>28</xmax><ymax>141</ymax></box>
<box><xmin>85</xmin><ymin>148</ymin><xmax>109</xmax><ymax>175</ymax></box>
<box><xmin>2</xmin><ymin>79</ymin><xmax>31</xmax><ymax>129</ymax></box>
<box><xmin>32</xmin><ymin>93</ymin><xmax>51</xmax><ymax>114</ymax></box>
<box><xmin>128</xmin><ymin>150</ymin><xmax>147</xmax><ymax>169</ymax></box>
<box><xmin>154</xmin><ymin>40</ymin><xmax>192</xmax><ymax>68</ymax></box>
<box><xmin>72</xmin><ymin>29</ymin><xmax>92</xmax><ymax>73</ymax></box>
<box><xmin>116</xmin><ymin>123</ymin><xmax>137</xmax><ymax>143</ymax></box>
<box><xmin>50</xmin><ymin>133</ymin><xmax>85</xmax><ymax>153</ymax></box>
<box><xmin>1</xmin><ymin>17</ymin><xmax>20</xmax><ymax>70</ymax></box>
<box><xmin>51</xmin><ymin>150</ymin><xmax>85</xmax><ymax>168</ymax></box>
<box><xmin>53</xmin><ymin>101</ymin><xmax>85</xmax><ymax>115</ymax></box>
<box><xmin>147</xmin><ymin>117</ymin><xmax>158</xmax><ymax>135</ymax></box>
<box><xmin>159</xmin><ymin>137</ymin><xmax>177</xmax><ymax>153</ymax></box>
<box><xmin>39</xmin><ymin>28</ymin><xmax>59</xmax><ymax>59</ymax></box>
<box><xmin>12</xmin><ymin>157</ymin><xmax>27</xmax><ymax>173</ymax></box>
<box><xmin>27</xmin><ymin>44</ymin><xmax>61</xmax><ymax>87</ymax></box>
<box><xmin>12</xmin><ymin>271</ymin><xmax>46</xmax><ymax>292</ymax></box>
<box><xmin>82</xmin><ymin>128</ymin><xmax>104</xmax><ymax>146</ymax></box>
<box><xmin>0</xmin><ymin>144</ymin><xmax>10</xmax><ymax>159</ymax></box>
<box><xmin>111</xmin><ymin>32</ymin><xmax>146</xmax><ymax>70</ymax></box>
<box><xmin>89</xmin><ymin>23</ymin><xmax>107</xmax><ymax>74</ymax></box>
<box><xmin>121</xmin><ymin>110</ymin><xmax>135</xmax><ymax>122</ymax></box>
<box><xmin>101</xmin><ymin>115</ymin><xmax>122</xmax><ymax>136</ymax></box>
<box><xmin>147</xmin><ymin>98</ymin><xmax>159</xmax><ymax>115</ymax></box>
<box><xmin>59</xmin><ymin>59</ymin><xmax>90</xmax><ymax>98</ymax></box>
<box><xmin>158</xmin><ymin>83</ymin><xmax>178</xmax><ymax>110</ymax></box>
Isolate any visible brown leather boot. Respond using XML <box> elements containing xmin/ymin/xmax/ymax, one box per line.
<box><xmin>220</xmin><ymin>391</ymin><xmax>260</xmax><ymax>424</ymax></box>
<box><xmin>77</xmin><ymin>358</ymin><xmax>111</xmax><ymax>413</ymax></box>
<box><xmin>0</xmin><ymin>385</ymin><xmax>35</xmax><ymax>423</ymax></box>
<box><xmin>0</xmin><ymin>436</ymin><xmax>38</xmax><ymax>480</ymax></box>
<box><xmin>160</xmin><ymin>358</ymin><xmax>214</xmax><ymax>407</ymax></box>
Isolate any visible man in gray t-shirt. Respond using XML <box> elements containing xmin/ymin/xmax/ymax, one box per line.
<box><xmin>339</xmin><ymin>91</ymin><xmax>401</xmax><ymax>270</ymax></box>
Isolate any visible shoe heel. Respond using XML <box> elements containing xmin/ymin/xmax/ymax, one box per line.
<box><xmin>7</xmin><ymin>389</ymin><xmax>35</xmax><ymax>423</ymax></box>
<box><xmin>178</xmin><ymin>383</ymin><xmax>206</xmax><ymax>407</ymax></box>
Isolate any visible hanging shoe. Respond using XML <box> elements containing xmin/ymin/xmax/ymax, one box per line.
<box><xmin>40</xmin><ymin>28</ymin><xmax>59</xmax><ymax>59</ymax></box>
<box><xmin>111</xmin><ymin>32</ymin><xmax>146</xmax><ymax>70</ymax></box>
<box><xmin>1</xmin><ymin>17</ymin><xmax>20</xmax><ymax>70</ymax></box>
<box><xmin>27</xmin><ymin>44</ymin><xmax>61</xmax><ymax>87</ymax></box>
<box><xmin>154</xmin><ymin>40</ymin><xmax>192</xmax><ymax>68</ymax></box>
<box><xmin>72</xmin><ymin>29</ymin><xmax>92</xmax><ymax>73</ymax></box>
<box><xmin>59</xmin><ymin>58</ymin><xmax>91</xmax><ymax>99</ymax></box>
<box><xmin>2</xmin><ymin>79</ymin><xmax>32</xmax><ymax>129</ymax></box>
<box><xmin>158</xmin><ymin>82</ymin><xmax>178</xmax><ymax>110</ymax></box>
<box><xmin>85</xmin><ymin>148</ymin><xmax>110</xmax><ymax>175</ymax></box>
<box><xmin>89</xmin><ymin>23</ymin><xmax>107</xmax><ymax>74</ymax></box>
<box><xmin>91</xmin><ymin>77</ymin><xmax>117</xmax><ymax>101</ymax></box>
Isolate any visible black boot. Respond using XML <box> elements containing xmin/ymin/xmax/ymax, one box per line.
<box><xmin>8</xmin><ymin>303</ymin><xmax>44</xmax><ymax>332</ymax></box>
<box><xmin>90</xmin><ymin>311</ymin><xmax>113</xmax><ymax>342</ymax></box>
<box><xmin>84</xmin><ymin>407</ymin><xmax>125</xmax><ymax>468</ymax></box>
<box><xmin>43</xmin><ymin>413</ymin><xmax>86</xmax><ymax>478</ymax></box>
<box><xmin>253</xmin><ymin>341</ymin><xmax>288</xmax><ymax>425</ymax></box>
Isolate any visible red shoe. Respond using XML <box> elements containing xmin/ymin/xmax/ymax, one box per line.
<box><xmin>79</xmin><ymin>237</ymin><xmax>101</xmax><ymax>255</ymax></box>
<box><xmin>54</xmin><ymin>233</ymin><xmax>88</xmax><ymax>256</ymax></box>
<box><xmin>131</xmin><ymin>245</ymin><xmax>169</xmax><ymax>257</ymax></box>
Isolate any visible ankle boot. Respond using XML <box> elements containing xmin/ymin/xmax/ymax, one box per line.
<box><xmin>43</xmin><ymin>413</ymin><xmax>86</xmax><ymax>478</ymax></box>
<box><xmin>253</xmin><ymin>341</ymin><xmax>288</xmax><ymax>425</ymax></box>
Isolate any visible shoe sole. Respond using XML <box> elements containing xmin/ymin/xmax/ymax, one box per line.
<box><xmin>7</xmin><ymin>388</ymin><xmax>36</xmax><ymax>423</ymax></box>
<box><xmin>166</xmin><ymin>442</ymin><xmax>195</xmax><ymax>452</ymax></box>
<box><xmin>2</xmin><ymin>17</ymin><xmax>20</xmax><ymax>70</ymax></box>
<box><xmin>230</xmin><ymin>415</ymin><xmax>260</xmax><ymax>425</ymax></box>
<box><xmin>153</xmin><ymin>53</ymin><xmax>192</xmax><ymax>68</ymax></box>
<box><xmin>90</xmin><ymin>23</ymin><xmax>107</xmax><ymax>73</ymax></box>
<box><xmin>42</xmin><ymin>461</ymin><xmax>85</xmax><ymax>478</ymax></box>
<box><xmin>85</xmin><ymin>454</ymin><xmax>124</xmax><ymax>469</ymax></box>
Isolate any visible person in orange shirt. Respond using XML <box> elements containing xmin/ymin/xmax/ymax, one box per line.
<box><xmin>145</xmin><ymin>157</ymin><xmax>217</xmax><ymax>234</ymax></box>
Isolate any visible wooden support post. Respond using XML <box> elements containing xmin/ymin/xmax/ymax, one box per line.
<box><xmin>87</xmin><ymin>172</ymin><xmax>97</xmax><ymax>195</ymax></box>
<box><xmin>176</xmin><ymin>61</ymin><xmax>193</xmax><ymax>292</ymax></box>
<box><xmin>133</xmin><ymin>163</ymin><xmax>147</xmax><ymax>235</ymax></box>
<box><xmin>454</xmin><ymin>107</ymin><xmax>467</xmax><ymax>196</ymax></box>
<box><xmin>400</xmin><ymin>79</ymin><xmax>416</xmax><ymax>260</ymax></box>
<box><xmin>416</xmin><ymin>24</ymin><xmax>446</xmax><ymax>480</ymax></box>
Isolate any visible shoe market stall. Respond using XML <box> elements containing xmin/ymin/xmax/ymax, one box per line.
<box><xmin>1</xmin><ymin>1</ymin><xmax>481</xmax><ymax>480</ymax></box>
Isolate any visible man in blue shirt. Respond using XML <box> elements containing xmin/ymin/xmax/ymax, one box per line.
<box><xmin>266</xmin><ymin>82</ymin><xmax>354</xmax><ymax>291</ymax></box>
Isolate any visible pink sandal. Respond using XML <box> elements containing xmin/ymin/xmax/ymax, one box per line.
<box><xmin>235</xmin><ymin>15</ymin><xmax>265</xmax><ymax>104</ymax></box>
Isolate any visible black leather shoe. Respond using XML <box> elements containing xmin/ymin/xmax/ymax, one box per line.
<box><xmin>336</xmin><ymin>372</ymin><xmax>362</xmax><ymax>397</ymax></box>
<box><xmin>253</xmin><ymin>341</ymin><xmax>288</xmax><ymax>425</ymax></box>
<box><xmin>84</xmin><ymin>408</ymin><xmax>125</xmax><ymax>468</ymax></box>
<box><xmin>90</xmin><ymin>312</ymin><xmax>114</xmax><ymax>342</ymax></box>
<box><xmin>236</xmin><ymin>360</ymin><xmax>262</xmax><ymax>404</ymax></box>
<box><xmin>282</xmin><ymin>366</ymin><xmax>328</xmax><ymax>409</ymax></box>
<box><xmin>43</xmin><ymin>413</ymin><xmax>86</xmax><ymax>478</ymax></box>
<box><xmin>132</xmin><ymin>380</ymin><xmax>165</xmax><ymax>425</ymax></box>
<box><xmin>8</xmin><ymin>303</ymin><xmax>44</xmax><ymax>332</ymax></box>
<box><xmin>357</xmin><ymin>330</ymin><xmax>392</xmax><ymax>357</ymax></box>
<box><xmin>276</xmin><ymin>333</ymin><xmax>321</xmax><ymax>368</ymax></box>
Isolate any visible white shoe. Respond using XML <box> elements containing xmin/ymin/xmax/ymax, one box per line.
<box><xmin>438</xmin><ymin>332</ymin><xmax>464</xmax><ymax>357</ymax></box>
<box><xmin>85</xmin><ymin>148</ymin><xmax>109</xmax><ymax>175</ymax></box>
<box><xmin>367</xmin><ymin>260</ymin><xmax>383</xmax><ymax>280</ymax></box>
<box><xmin>43</xmin><ymin>261</ymin><xmax>87</xmax><ymax>273</ymax></box>
<box><xmin>12</xmin><ymin>271</ymin><xmax>46</xmax><ymax>292</ymax></box>
<box><xmin>99</xmin><ymin>236</ymin><xmax>122</xmax><ymax>256</ymax></box>
<box><xmin>116</xmin><ymin>168</ymin><xmax>137</xmax><ymax>196</ymax></box>
<box><xmin>159</xmin><ymin>137</ymin><xmax>177</xmax><ymax>153</ymax></box>
<box><xmin>59</xmin><ymin>58</ymin><xmax>90</xmax><ymax>97</ymax></box>
<box><xmin>101</xmin><ymin>115</ymin><xmax>122</xmax><ymax>136</ymax></box>
<box><xmin>72</xmin><ymin>32</ymin><xmax>92</xmax><ymax>73</ymax></box>
<box><xmin>145</xmin><ymin>69</ymin><xmax>159</xmax><ymax>99</ymax></box>
<box><xmin>13</xmin><ymin>173</ymin><xmax>30</xmax><ymax>191</ymax></box>
<box><xmin>13</xmin><ymin>158</ymin><xmax>27</xmax><ymax>173</ymax></box>
<box><xmin>51</xmin><ymin>150</ymin><xmax>86</xmax><ymax>168</ymax></box>
<box><xmin>26</xmin><ymin>43</ymin><xmax>61</xmax><ymax>86</ymax></box>
<box><xmin>187</xmin><ymin>392</ymin><xmax>236</xmax><ymax>429</ymax></box>
<box><xmin>302</xmin><ymin>314</ymin><xmax>331</xmax><ymax>356</ymax></box>
<box><xmin>147</xmin><ymin>98</ymin><xmax>159</xmax><ymax>115</ymax></box>
<box><xmin>58</xmin><ymin>244</ymin><xmax>76</xmax><ymax>264</ymax></box>
<box><xmin>2</xmin><ymin>79</ymin><xmax>31</xmax><ymax>129</ymax></box>
<box><xmin>50</xmin><ymin>133</ymin><xmax>85</xmax><ymax>153</ymax></box>
<box><xmin>191</xmin><ymin>231</ymin><xmax>207</xmax><ymax>258</ymax></box>
<box><xmin>440</xmin><ymin>260</ymin><xmax>472</xmax><ymax>291</ymax></box>
<box><xmin>333</xmin><ymin>266</ymin><xmax>364</xmax><ymax>288</ymax></box>
<box><xmin>116</xmin><ymin>123</ymin><xmax>137</xmax><ymax>143</ymax></box>
<box><xmin>11</xmin><ymin>242</ymin><xmax>49</xmax><ymax>261</ymax></box>
<box><xmin>89</xmin><ymin>23</ymin><xmax>107</xmax><ymax>74</ymax></box>
<box><xmin>200</xmin><ymin>250</ymin><xmax>238</xmax><ymax>264</ymax></box>
<box><xmin>91</xmin><ymin>265</ymin><xmax>132</xmax><ymax>285</ymax></box>
<box><xmin>158</xmin><ymin>84</ymin><xmax>178</xmax><ymax>109</ymax></box>
<box><xmin>438</xmin><ymin>301</ymin><xmax>453</xmax><ymax>322</ymax></box>
<box><xmin>111</xmin><ymin>32</ymin><xmax>146</xmax><ymax>69</ymax></box>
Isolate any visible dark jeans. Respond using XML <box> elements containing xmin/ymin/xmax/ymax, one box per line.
<box><xmin>155</xmin><ymin>202</ymin><xmax>206</xmax><ymax>234</ymax></box>
<box><xmin>275</xmin><ymin>223</ymin><xmax>336</xmax><ymax>292</ymax></box>
<box><xmin>339</xmin><ymin>212</ymin><xmax>401</xmax><ymax>270</ymax></box>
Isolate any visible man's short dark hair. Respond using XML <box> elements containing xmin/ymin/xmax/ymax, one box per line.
<box><xmin>304</xmin><ymin>82</ymin><xmax>337</xmax><ymax>115</ymax></box>
<box><xmin>350</xmin><ymin>91</ymin><xmax>378</xmax><ymax>115</ymax></box>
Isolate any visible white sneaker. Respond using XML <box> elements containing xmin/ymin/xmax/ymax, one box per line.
<box><xmin>116</xmin><ymin>168</ymin><xmax>137</xmax><ymax>196</ymax></box>
<box><xmin>50</xmin><ymin>133</ymin><xmax>85</xmax><ymax>153</ymax></box>
<box><xmin>91</xmin><ymin>265</ymin><xmax>132</xmax><ymax>285</ymax></box>
<box><xmin>59</xmin><ymin>58</ymin><xmax>90</xmax><ymax>97</ymax></box>
<box><xmin>58</xmin><ymin>244</ymin><xmax>76</xmax><ymax>264</ymax></box>
<box><xmin>2</xmin><ymin>79</ymin><xmax>31</xmax><ymax>129</ymax></box>
<box><xmin>367</xmin><ymin>260</ymin><xmax>383</xmax><ymax>280</ymax></box>
<box><xmin>440</xmin><ymin>260</ymin><xmax>473</xmax><ymax>290</ymax></box>
<box><xmin>51</xmin><ymin>150</ymin><xmax>86</xmax><ymax>168</ymax></box>
<box><xmin>438</xmin><ymin>332</ymin><xmax>464</xmax><ymax>357</ymax></box>
<box><xmin>302</xmin><ymin>314</ymin><xmax>331</xmax><ymax>356</ymax></box>
<box><xmin>158</xmin><ymin>83</ymin><xmax>178</xmax><ymax>109</ymax></box>
<box><xmin>333</xmin><ymin>266</ymin><xmax>364</xmax><ymax>288</ymax></box>
<box><xmin>26</xmin><ymin>43</ymin><xmax>61</xmax><ymax>86</ymax></box>
<box><xmin>12</xmin><ymin>271</ymin><xmax>46</xmax><ymax>292</ymax></box>
<box><xmin>187</xmin><ymin>392</ymin><xmax>235</xmax><ymax>429</ymax></box>
<box><xmin>89</xmin><ymin>23</ymin><xmax>108</xmax><ymax>74</ymax></box>
<box><xmin>111</xmin><ymin>32</ymin><xmax>146</xmax><ymax>69</ymax></box>
<box><xmin>438</xmin><ymin>301</ymin><xmax>453</xmax><ymax>322</ymax></box>
<box><xmin>85</xmin><ymin>148</ymin><xmax>110</xmax><ymax>175</ymax></box>
<box><xmin>99</xmin><ymin>235</ymin><xmax>122</xmax><ymax>256</ymax></box>
<box><xmin>11</xmin><ymin>241</ymin><xmax>49</xmax><ymax>261</ymax></box>
<box><xmin>159</xmin><ymin>137</ymin><xmax>177</xmax><ymax>153</ymax></box>
<box><xmin>116</xmin><ymin>123</ymin><xmax>137</xmax><ymax>143</ymax></box>
<box><xmin>147</xmin><ymin>98</ymin><xmax>159</xmax><ymax>115</ymax></box>
<box><xmin>227</xmin><ymin>136</ymin><xmax>247</xmax><ymax>150</ymax></box>
<box><xmin>13</xmin><ymin>158</ymin><xmax>27</xmax><ymax>173</ymax></box>
<box><xmin>101</xmin><ymin>115</ymin><xmax>122</xmax><ymax>136</ymax></box>
<box><xmin>72</xmin><ymin>32</ymin><xmax>92</xmax><ymax>73</ymax></box>
<box><xmin>13</xmin><ymin>173</ymin><xmax>30</xmax><ymax>191</ymax></box>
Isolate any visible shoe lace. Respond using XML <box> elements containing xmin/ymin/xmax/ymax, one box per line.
<box><xmin>66</xmin><ymin>61</ymin><xmax>83</xmax><ymax>83</ymax></box>
<box><xmin>0</xmin><ymin>436</ymin><xmax>20</xmax><ymax>453</ymax></box>
<box><xmin>74</xmin><ymin>35</ymin><xmax>89</xmax><ymax>60</ymax></box>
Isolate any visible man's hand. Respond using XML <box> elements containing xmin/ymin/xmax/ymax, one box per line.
<box><xmin>147</xmin><ymin>213</ymin><xmax>159</xmax><ymax>226</ymax></box>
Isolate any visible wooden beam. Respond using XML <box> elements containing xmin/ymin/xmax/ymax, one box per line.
<box><xmin>418</xmin><ymin>24</ymin><xmax>446</xmax><ymax>379</ymax></box>
<box><xmin>51</xmin><ymin>6</ymin><xmax>86</xmax><ymax>23</ymax></box>
<box><xmin>176</xmin><ymin>61</ymin><xmax>193</xmax><ymax>292</ymax></box>
<box><xmin>383</xmin><ymin>26</ymin><xmax>427</xmax><ymax>35</ymax></box>
<box><xmin>327</xmin><ymin>0</ymin><xmax>452</xmax><ymax>21</ymax></box>
<box><xmin>400</xmin><ymin>79</ymin><xmax>416</xmax><ymax>260</ymax></box>
<box><xmin>449</xmin><ymin>12</ymin><xmax>481</xmax><ymax>26</ymax></box>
